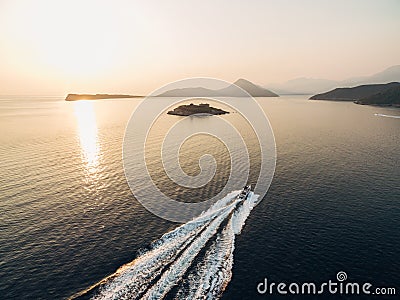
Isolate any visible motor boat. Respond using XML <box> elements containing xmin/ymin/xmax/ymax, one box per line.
<box><xmin>237</xmin><ymin>185</ymin><xmax>252</xmax><ymax>201</ymax></box>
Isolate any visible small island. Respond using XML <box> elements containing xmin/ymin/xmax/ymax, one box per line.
<box><xmin>167</xmin><ymin>103</ymin><xmax>229</xmax><ymax>116</ymax></box>
<box><xmin>65</xmin><ymin>94</ymin><xmax>141</xmax><ymax>101</ymax></box>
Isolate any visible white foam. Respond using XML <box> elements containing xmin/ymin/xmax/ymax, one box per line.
<box><xmin>89</xmin><ymin>190</ymin><xmax>259</xmax><ymax>300</ymax></box>
<box><xmin>374</xmin><ymin>113</ymin><xmax>400</xmax><ymax>119</ymax></box>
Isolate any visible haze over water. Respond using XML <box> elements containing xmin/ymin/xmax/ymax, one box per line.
<box><xmin>0</xmin><ymin>96</ymin><xmax>399</xmax><ymax>299</ymax></box>
<box><xmin>1</xmin><ymin>0</ymin><xmax>399</xmax><ymax>298</ymax></box>
<box><xmin>1</xmin><ymin>0</ymin><xmax>400</xmax><ymax>95</ymax></box>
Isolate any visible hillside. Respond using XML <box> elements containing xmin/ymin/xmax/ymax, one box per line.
<box><xmin>156</xmin><ymin>79</ymin><xmax>278</xmax><ymax>97</ymax></box>
<box><xmin>218</xmin><ymin>79</ymin><xmax>278</xmax><ymax>97</ymax></box>
<box><xmin>309</xmin><ymin>82</ymin><xmax>400</xmax><ymax>101</ymax></box>
<box><xmin>268</xmin><ymin>65</ymin><xmax>400</xmax><ymax>94</ymax></box>
<box><xmin>355</xmin><ymin>86</ymin><xmax>400</xmax><ymax>106</ymax></box>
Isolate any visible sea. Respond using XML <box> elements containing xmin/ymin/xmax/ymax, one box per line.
<box><xmin>0</xmin><ymin>95</ymin><xmax>399</xmax><ymax>299</ymax></box>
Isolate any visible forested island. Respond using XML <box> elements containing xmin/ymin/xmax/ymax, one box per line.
<box><xmin>354</xmin><ymin>85</ymin><xmax>400</xmax><ymax>106</ymax></box>
<box><xmin>167</xmin><ymin>103</ymin><xmax>229</xmax><ymax>116</ymax></box>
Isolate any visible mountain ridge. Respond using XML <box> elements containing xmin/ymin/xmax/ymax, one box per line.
<box><xmin>309</xmin><ymin>82</ymin><xmax>400</xmax><ymax>105</ymax></box>
<box><xmin>267</xmin><ymin>65</ymin><xmax>400</xmax><ymax>94</ymax></box>
<box><xmin>156</xmin><ymin>78</ymin><xmax>278</xmax><ymax>97</ymax></box>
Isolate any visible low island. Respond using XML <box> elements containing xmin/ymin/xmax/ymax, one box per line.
<box><xmin>167</xmin><ymin>103</ymin><xmax>229</xmax><ymax>116</ymax></box>
<box><xmin>65</xmin><ymin>94</ymin><xmax>141</xmax><ymax>101</ymax></box>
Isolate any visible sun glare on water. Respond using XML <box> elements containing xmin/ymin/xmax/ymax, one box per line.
<box><xmin>73</xmin><ymin>101</ymin><xmax>100</xmax><ymax>178</ymax></box>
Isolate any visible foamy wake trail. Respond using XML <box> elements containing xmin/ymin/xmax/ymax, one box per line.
<box><xmin>175</xmin><ymin>193</ymin><xmax>258</xmax><ymax>300</ymax></box>
<box><xmin>374</xmin><ymin>113</ymin><xmax>400</xmax><ymax>119</ymax></box>
<box><xmin>85</xmin><ymin>191</ymin><xmax>259</xmax><ymax>300</ymax></box>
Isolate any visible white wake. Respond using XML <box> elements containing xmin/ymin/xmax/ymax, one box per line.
<box><xmin>77</xmin><ymin>191</ymin><xmax>258</xmax><ymax>300</ymax></box>
<box><xmin>374</xmin><ymin>113</ymin><xmax>400</xmax><ymax>119</ymax></box>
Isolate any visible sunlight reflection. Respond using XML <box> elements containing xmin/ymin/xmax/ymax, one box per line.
<box><xmin>73</xmin><ymin>101</ymin><xmax>100</xmax><ymax>178</ymax></box>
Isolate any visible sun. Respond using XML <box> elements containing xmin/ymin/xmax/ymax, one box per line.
<box><xmin>10</xmin><ymin>0</ymin><xmax>120</xmax><ymax>77</ymax></box>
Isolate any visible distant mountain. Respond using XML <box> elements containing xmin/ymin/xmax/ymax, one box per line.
<box><xmin>157</xmin><ymin>79</ymin><xmax>278</xmax><ymax>97</ymax></box>
<box><xmin>355</xmin><ymin>85</ymin><xmax>400</xmax><ymax>106</ymax></box>
<box><xmin>218</xmin><ymin>79</ymin><xmax>278</xmax><ymax>97</ymax></box>
<box><xmin>309</xmin><ymin>82</ymin><xmax>400</xmax><ymax>103</ymax></box>
<box><xmin>268</xmin><ymin>78</ymin><xmax>338</xmax><ymax>95</ymax></box>
<box><xmin>268</xmin><ymin>65</ymin><xmax>400</xmax><ymax>95</ymax></box>
<box><xmin>157</xmin><ymin>88</ymin><xmax>221</xmax><ymax>98</ymax></box>
<box><xmin>344</xmin><ymin>65</ymin><xmax>400</xmax><ymax>86</ymax></box>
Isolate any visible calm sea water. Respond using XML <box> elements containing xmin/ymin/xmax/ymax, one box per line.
<box><xmin>0</xmin><ymin>95</ymin><xmax>399</xmax><ymax>299</ymax></box>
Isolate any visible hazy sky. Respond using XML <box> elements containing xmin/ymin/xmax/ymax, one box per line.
<box><xmin>0</xmin><ymin>0</ymin><xmax>399</xmax><ymax>95</ymax></box>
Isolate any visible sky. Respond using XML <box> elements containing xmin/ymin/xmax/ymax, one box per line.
<box><xmin>0</xmin><ymin>0</ymin><xmax>399</xmax><ymax>95</ymax></box>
